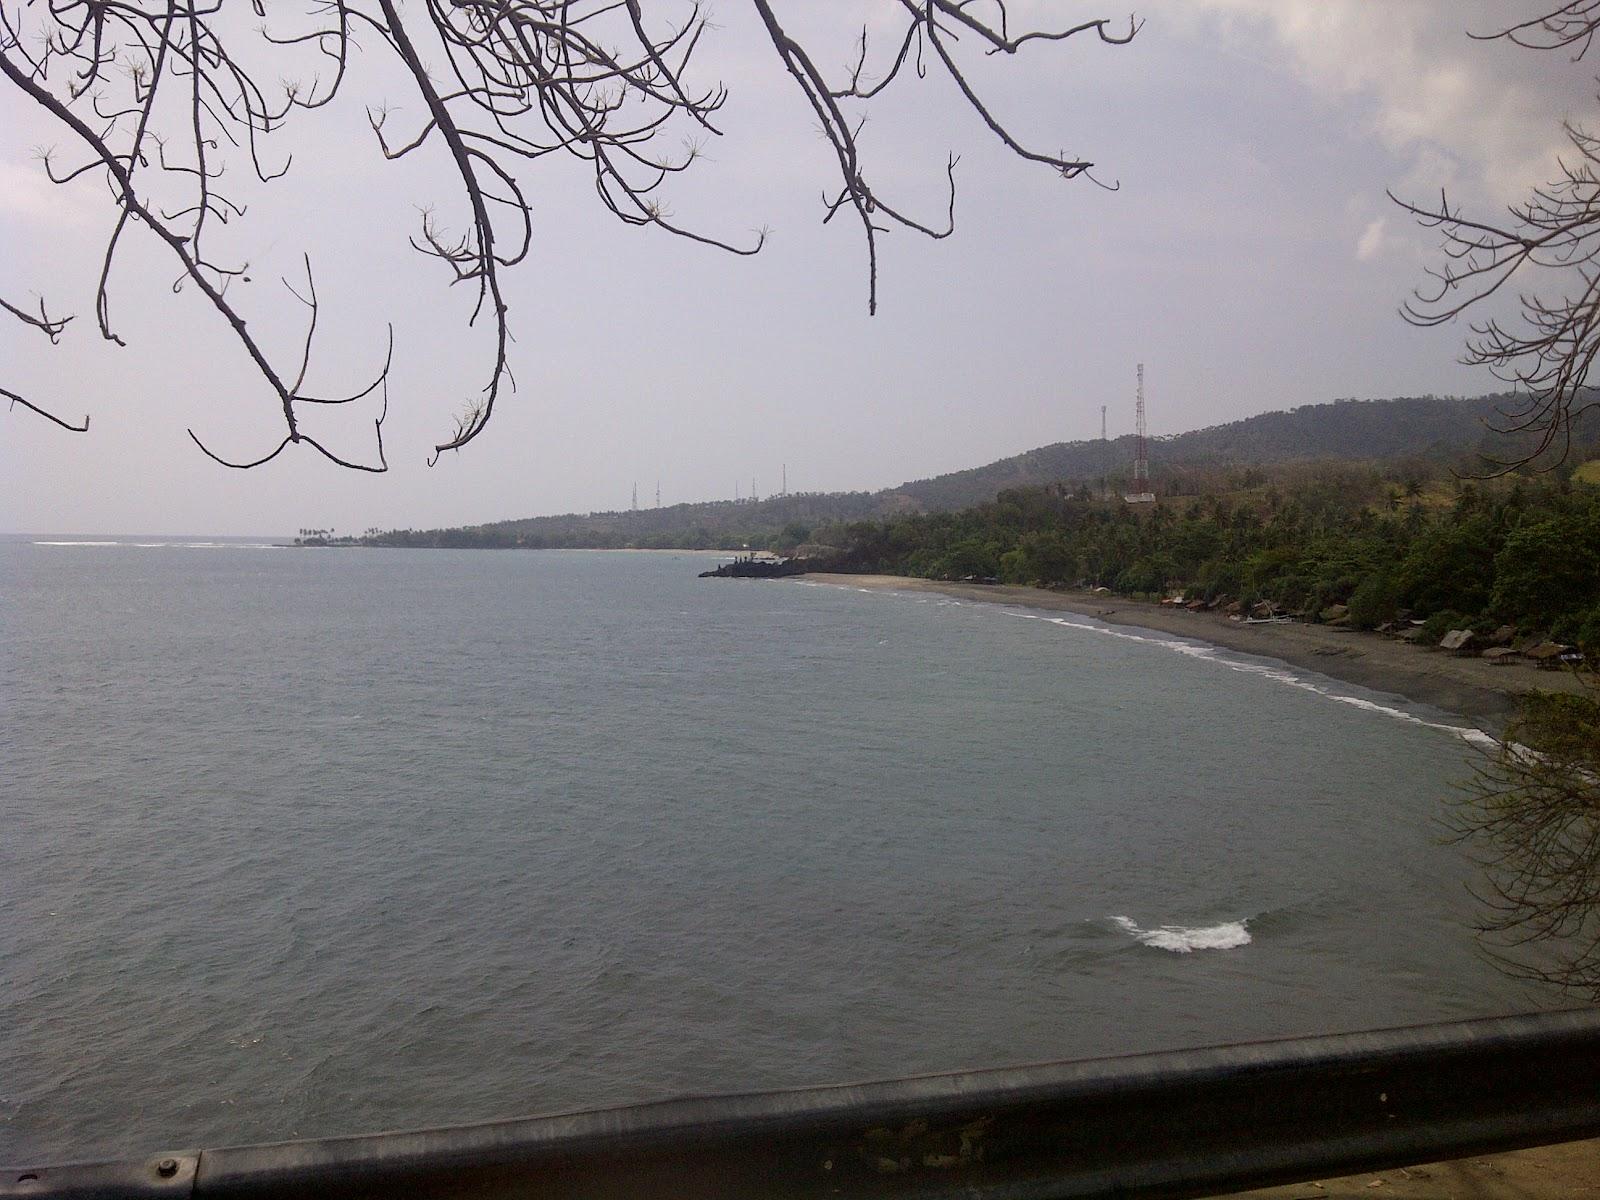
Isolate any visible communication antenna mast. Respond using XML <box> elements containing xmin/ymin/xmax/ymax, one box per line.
<box><xmin>631</xmin><ymin>482</ymin><xmax>638</xmax><ymax>512</ymax></box>
<box><xmin>655</xmin><ymin>480</ymin><xmax>661</xmax><ymax>508</ymax></box>
<box><xmin>1134</xmin><ymin>366</ymin><xmax>1148</xmax><ymax>491</ymax></box>
<box><xmin>752</xmin><ymin>477</ymin><xmax>758</xmax><ymax>504</ymax></box>
<box><xmin>1100</xmin><ymin>404</ymin><xmax>1108</xmax><ymax>501</ymax></box>
<box><xmin>1124</xmin><ymin>363</ymin><xmax>1155</xmax><ymax>503</ymax></box>
<box><xmin>782</xmin><ymin>463</ymin><xmax>787</xmax><ymax>496</ymax></box>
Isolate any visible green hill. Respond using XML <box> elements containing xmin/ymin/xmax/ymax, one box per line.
<box><xmin>892</xmin><ymin>393</ymin><xmax>1583</xmax><ymax>511</ymax></box>
<box><xmin>364</xmin><ymin>393</ymin><xmax>1597</xmax><ymax>550</ymax></box>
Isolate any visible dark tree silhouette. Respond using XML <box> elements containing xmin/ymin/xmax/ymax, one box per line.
<box><xmin>1395</xmin><ymin>1</ymin><xmax>1600</xmax><ymax>472</ymax></box>
<box><xmin>1</xmin><ymin>1</ymin><xmax>1138</xmax><ymax>470</ymax></box>
<box><xmin>1451</xmin><ymin>689</ymin><xmax>1600</xmax><ymax>998</ymax></box>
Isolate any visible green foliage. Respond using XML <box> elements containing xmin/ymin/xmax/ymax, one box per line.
<box><xmin>1420</xmin><ymin>610</ymin><xmax>1468</xmax><ymax>644</ymax></box>
<box><xmin>1571</xmin><ymin>607</ymin><xmax>1600</xmax><ymax>656</ymax></box>
<box><xmin>770</xmin><ymin>521</ymin><xmax>814</xmax><ymax>553</ymax></box>
<box><xmin>1346</xmin><ymin>571</ymin><xmax>1400</xmax><ymax>630</ymax></box>
<box><xmin>933</xmin><ymin>537</ymin><xmax>1002</xmax><ymax>580</ymax></box>
<box><xmin>817</xmin><ymin>464</ymin><xmax>1599</xmax><ymax>643</ymax></box>
<box><xmin>1194</xmin><ymin>558</ymin><xmax>1244</xmax><ymax>602</ymax></box>
<box><xmin>1394</xmin><ymin>516</ymin><xmax>1499</xmax><ymax>616</ymax></box>
<box><xmin>1513</xmin><ymin>690</ymin><xmax>1600</xmax><ymax>765</ymax></box>
<box><xmin>1117</xmin><ymin>555</ymin><xmax>1177</xmax><ymax>595</ymax></box>
<box><xmin>1492</xmin><ymin>508</ymin><xmax>1600</xmax><ymax>624</ymax></box>
<box><xmin>1002</xmin><ymin>531</ymin><xmax>1076</xmax><ymax>584</ymax></box>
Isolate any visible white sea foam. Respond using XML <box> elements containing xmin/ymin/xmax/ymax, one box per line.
<box><xmin>998</xmin><ymin>610</ymin><xmax>1497</xmax><ymax>749</ymax></box>
<box><xmin>798</xmin><ymin>580</ymin><xmax>1498</xmax><ymax>749</ymax></box>
<box><xmin>1111</xmin><ymin>915</ymin><xmax>1252</xmax><ymax>953</ymax></box>
<box><xmin>34</xmin><ymin>539</ymin><xmax>281</xmax><ymax>550</ymax></box>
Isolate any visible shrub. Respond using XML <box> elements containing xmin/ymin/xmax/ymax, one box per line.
<box><xmin>1346</xmin><ymin>571</ymin><xmax>1400</xmax><ymax>630</ymax></box>
<box><xmin>1577</xmin><ymin>608</ymin><xmax>1600</xmax><ymax>657</ymax></box>
<box><xmin>1195</xmin><ymin>558</ymin><xmax>1244</xmax><ymax>603</ymax></box>
<box><xmin>1116</xmin><ymin>556</ymin><xmax>1172</xmax><ymax>595</ymax></box>
<box><xmin>1395</xmin><ymin>516</ymin><xmax>1499</xmax><ymax>616</ymax></box>
<box><xmin>1492</xmin><ymin>510</ymin><xmax>1600</xmax><ymax>626</ymax></box>
<box><xmin>1421</xmin><ymin>609</ymin><xmax>1468</xmax><ymax>644</ymax></box>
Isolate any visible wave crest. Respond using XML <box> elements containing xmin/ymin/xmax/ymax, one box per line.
<box><xmin>1110</xmin><ymin>915</ymin><xmax>1251</xmax><ymax>953</ymax></box>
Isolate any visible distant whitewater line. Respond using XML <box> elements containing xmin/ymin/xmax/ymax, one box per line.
<box><xmin>1111</xmin><ymin>915</ymin><xmax>1252</xmax><ymax>953</ymax></box>
<box><xmin>33</xmin><ymin>540</ymin><xmax>282</xmax><ymax>550</ymax></box>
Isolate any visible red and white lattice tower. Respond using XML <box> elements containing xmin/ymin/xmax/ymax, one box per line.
<box><xmin>1125</xmin><ymin>363</ymin><xmax>1155</xmax><ymax>503</ymax></box>
<box><xmin>1134</xmin><ymin>364</ymin><xmax>1149</xmax><ymax>490</ymax></box>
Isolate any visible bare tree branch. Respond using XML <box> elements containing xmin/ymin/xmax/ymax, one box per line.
<box><xmin>2</xmin><ymin>1</ymin><xmax>1135</xmax><ymax>467</ymax></box>
<box><xmin>1449</xmin><ymin>683</ymin><xmax>1600</xmax><ymax>996</ymax></box>
<box><xmin>1</xmin><ymin>293</ymin><xmax>72</xmax><ymax>342</ymax></box>
<box><xmin>4</xmin><ymin>385</ymin><xmax>90</xmax><ymax>433</ymax></box>
<box><xmin>1475</xmin><ymin>0</ymin><xmax>1600</xmax><ymax>58</ymax></box>
<box><xmin>1398</xmin><ymin>2</ymin><xmax>1600</xmax><ymax>474</ymax></box>
<box><xmin>3</xmin><ymin>292</ymin><xmax>85</xmax><ymax>431</ymax></box>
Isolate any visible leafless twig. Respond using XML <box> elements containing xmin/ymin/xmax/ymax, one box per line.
<box><xmin>2</xmin><ymin>1</ymin><xmax>1136</xmax><ymax>468</ymax></box>
<box><xmin>1398</xmin><ymin>2</ymin><xmax>1600</xmax><ymax>473</ymax></box>
<box><xmin>1449</xmin><ymin>684</ymin><xmax>1600</xmax><ymax>996</ymax></box>
<box><xmin>2</xmin><ymin>292</ymin><xmax>86</xmax><ymax>431</ymax></box>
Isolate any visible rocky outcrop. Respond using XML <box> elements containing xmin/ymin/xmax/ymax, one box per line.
<box><xmin>699</xmin><ymin>557</ymin><xmax>807</xmax><ymax>579</ymax></box>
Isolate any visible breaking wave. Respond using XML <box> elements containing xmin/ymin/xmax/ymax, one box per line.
<box><xmin>34</xmin><ymin>540</ymin><xmax>281</xmax><ymax>550</ymax></box>
<box><xmin>798</xmin><ymin>580</ymin><xmax>1502</xmax><ymax>746</ymax></box>
<box><xmin>996</xmin><ymin>610</ymin><xmax>1497</xmax><ymax>749</ymax></box>
<box><xmin>803</xmin><ymin>577</ymin><xmax>1498</xmax><ymax>748</ymax></box>
<box><xmin>1111</xmin><ymin>915</ymin><xmax>1252</xmax><ymax>953</ymax></box>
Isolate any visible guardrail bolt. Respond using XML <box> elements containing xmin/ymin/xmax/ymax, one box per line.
<box><xmin>157</xmin><ymin>1158</ymin><xmax>179</xmax><ymax>1178</ymax></box>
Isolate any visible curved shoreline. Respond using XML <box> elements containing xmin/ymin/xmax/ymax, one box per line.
<box><xmin>802</xmin><ymin>574</ymin><xmax>1592</xmax><ymax>727</ymax></box>
<box><xmin>800</xmin><ymin>572</ymin><xmax>1600</xmax><ymax>1195</ymax></box>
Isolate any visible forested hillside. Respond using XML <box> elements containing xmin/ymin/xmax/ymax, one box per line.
<box><xmin>893</xmin><ymin>394</ymin><xmax>1551</xmax><ymax>511</ymax></box>
<box><xmin>362</xmin><ymin>394</ymin><xmax>1596</xmax><ymax>550</ymax></box>
<box><xmin>365</xmin><ymin>491</ymin><xmax>884</xmax><ymax>550</ymax></box>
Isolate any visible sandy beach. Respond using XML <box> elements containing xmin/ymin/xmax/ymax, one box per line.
<box><xmin>804</xmin><ymin>574</ymin><xmax>1593</xmax><ymax>727</ymax></box>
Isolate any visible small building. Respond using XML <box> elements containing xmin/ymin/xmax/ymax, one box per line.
<box><xmin>1523</xmin><ymin>642</ymin><xmax>1573</xmax><ymax>670</ymax></box>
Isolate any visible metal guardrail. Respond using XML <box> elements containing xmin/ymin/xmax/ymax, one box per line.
<box><xmin>6</xmin><ymin>1009</ymin><xmax>1600</xmax><ymax>1200</ymax></box>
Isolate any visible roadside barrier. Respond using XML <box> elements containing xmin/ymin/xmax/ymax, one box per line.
<box><xmin>7</xmin><ymin>1009</ymin><xmax>1600</xmax><ymax>1199</ymax></box>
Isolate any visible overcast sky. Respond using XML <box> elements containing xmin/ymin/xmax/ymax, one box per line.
<box><xmin>2</xmin><ymin>1</ymin><xmax>1593</xmax><ymax>536</ymax></box>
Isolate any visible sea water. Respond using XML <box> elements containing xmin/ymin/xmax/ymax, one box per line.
<box><xmin>0</xmin><ymin>541</ymin><xmax>1546</xmax><ymax>1161</ymax></box>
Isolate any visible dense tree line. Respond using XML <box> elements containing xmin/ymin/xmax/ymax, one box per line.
<box><xmin>815</xmin><ymin>460</ymin><xmax>1600</xmax><ymax>652</ymax></box>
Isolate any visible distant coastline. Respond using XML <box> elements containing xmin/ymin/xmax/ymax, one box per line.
<box><xmin>292</xmin><ymin>542</ymin><xmax>729</xmax><ymax>554</ymax></box>
<box><xmin>802</xmin><ymin>574</ymin><xmax>1592</xmax><ymax>725</ymax></box>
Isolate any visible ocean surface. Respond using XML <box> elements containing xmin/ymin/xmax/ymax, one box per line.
<box><xmin>0</xmin><ymin>540</ymin><xmax>1551</xmax><ymax>1163</ymax></box>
